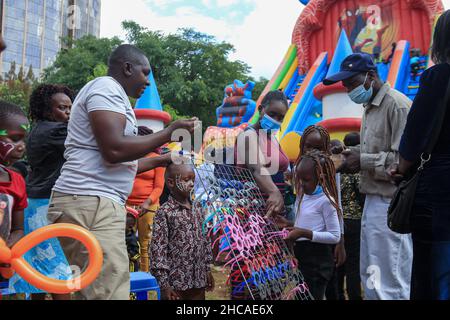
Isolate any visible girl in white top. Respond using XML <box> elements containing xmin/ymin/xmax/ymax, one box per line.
<box><xmin>284</xmin><ymin>151</ymin><xmax>342</xmax><ymax>300</ymax></box>
<box><xmin>287</xmin><ymin>151</ymin><xmax>341</xmax><ymax>243</ymax></box>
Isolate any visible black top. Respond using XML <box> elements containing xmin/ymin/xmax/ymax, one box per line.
<box><xmin>26</xmin><ymin>121</ymin><xmax>67</xmax><ymax>199</ymax></box>
<box><xmin>399</xmin><ymin>63</ymin><xmax>450</xmax><ymax>162</ymax></box>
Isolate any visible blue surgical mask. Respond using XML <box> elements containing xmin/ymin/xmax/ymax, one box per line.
<box><xmin>312</xmin><ymin>185</ymin><xmax>323</xmax><ymax>195</ymax></box>
<box><xmin>348</xmin><ymin>73</ymin><xmax>374</xmax><ymax>104</ymax></box>
<box><xmin>260</xmin><ymin>114</ymin><xmax>281</xmax><ymax>134</ymax></box>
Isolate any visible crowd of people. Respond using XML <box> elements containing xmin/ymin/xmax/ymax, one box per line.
<box><xmin>0</xmin><ymin>9</ymin><xmax>450</xmax><ymax>301</ymax></box>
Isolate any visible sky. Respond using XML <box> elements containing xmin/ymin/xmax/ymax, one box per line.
<box><xmin>101</xmin><ymin>0</ymin><xmax>450</xmax><ymax>79</ymax></box>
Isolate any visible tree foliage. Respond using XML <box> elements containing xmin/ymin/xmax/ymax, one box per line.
<box><xmin>41</xmin><ymin>22</ymin><xmax>268</xmax><ymax>127</ymax></box>
<box><xmin>0</xmin><ymin>62</ymin><xmax>35</xmax><ymax>114</ymax></box>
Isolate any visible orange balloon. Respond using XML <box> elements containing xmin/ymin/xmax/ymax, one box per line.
<box><xmin>0</xmin><ymin>224</ymin><xmax>103</xmax><ymax>294</ymax></box>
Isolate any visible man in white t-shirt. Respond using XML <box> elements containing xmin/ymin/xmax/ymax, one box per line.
<box><xmin>47</xmin><ymin>44</ymin><xmax>197</xmax><ymax>300</ymax></box>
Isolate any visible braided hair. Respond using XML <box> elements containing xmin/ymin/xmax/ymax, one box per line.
<box><xmin>29</xmin><ymin>84</ymin><xmax>75</xmax><ymax>122</ymax></box>
<box><xmin>0</xmin><ymin>100</ymin><xmax>26</xmax><ymax>125</ymax></box>
<box><xmin>294</xmin><ymin>150</ymin><xmax>342</xmax><ymax>219</ymax></box>
<box><xmin>300</xmin><ymin>125</ymin><xmax>331</xmax><ymax>155</ymax></box>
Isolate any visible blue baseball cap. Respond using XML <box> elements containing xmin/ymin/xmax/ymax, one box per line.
<box><xmin>323</xmin><ymin>53</ymin><xmax>377</xmax><ymax>85</ymax></box>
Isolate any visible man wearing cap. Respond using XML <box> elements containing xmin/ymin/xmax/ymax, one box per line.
<box><xmin>324</xmin><ymin>53</ymin><xmax>413</xmax><ymax>300</ymax></box>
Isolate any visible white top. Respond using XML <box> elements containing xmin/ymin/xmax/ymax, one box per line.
<box><xmin>294</xmin><ymin>192</ymin><xmax>341</xmax><ymax>244</ymax></box>
<box><xmin>54</xmin><ymin>76</ymin><xmax>138</xmax><ymax>206</ymax></box>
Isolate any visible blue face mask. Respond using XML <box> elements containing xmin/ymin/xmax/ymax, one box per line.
<box><xmin>348</xmin><ymin>73</ymin><xmax>374</xmax><ymax>104</ymax></box>
<box><xmin>260</xmin><ymin>114</ymin><xmax>281</xmax><ymax>134</ymax></box>
<box><xmin>311</xmin><ymin>185</ymin><xmax>323</xmax><ymax>195</ymax></box>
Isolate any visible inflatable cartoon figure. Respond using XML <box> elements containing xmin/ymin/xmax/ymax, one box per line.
<box><xmin>216</xmin><ymin>80</ymin><xmax>257</xmax><ymax>128</ymax></box>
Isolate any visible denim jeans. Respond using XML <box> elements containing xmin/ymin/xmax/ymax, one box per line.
<box><xmin>411</xmin><ymin>154</ymin><xmax>450</xmax><ymax>300</ymax></box>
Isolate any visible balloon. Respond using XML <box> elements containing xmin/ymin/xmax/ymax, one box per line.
<box><xmin>0</xmin><ymin>224</ymin><xmax>103</xmax><ymax>294</ymax></box>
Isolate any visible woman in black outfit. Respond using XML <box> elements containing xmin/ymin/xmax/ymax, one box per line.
<box><xmin>390</xmin><ymin>10</ymin><xmax>450</xmax><ymax>300</ymax></box>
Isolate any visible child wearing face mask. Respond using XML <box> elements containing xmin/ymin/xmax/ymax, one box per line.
<box><xmin>0</xmin><ymin>101</ymin><xmax>28</xmax><ymax>278</ymax></box>
<box><xmin>8</xmin><ymin>85</ymin><xmax>74</xmax><ymax>299</ymax></box>
<box><xmin>150</xmin><ymin>161</ymin><xmax>214</xmax><ymax>300</ymax></box>
<box><xmin>277</xmin><ymin>150</ymin><xmax>342</xmax><ymax>300</ymax></box>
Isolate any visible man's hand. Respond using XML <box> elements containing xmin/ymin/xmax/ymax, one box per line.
<box><xmin>387</xmin><ymin>163</ymin><xmax>405</xmax><ymax>185</ymax></box>
<box><xmin>334</xmin><ymin>239</ymin><xmax>347</xmax><ymax>267</ymax></box>
<box><xmin>169</xmin><ymin>117</ymin><xmax>199</xmax><ymax>135</ymax></box>
<box><xmin>265</xmin><ymin>191</ymin><xmax>285</xmax><ymax>218</ymax></box>
<box><xmin>206</xmin><ymin>272</ymin><xmax>215</xmax><ymax>292</ymax></box>
<box><xmin>162</xmin><ymin>287</ymin><xmax>181</xmax><ymax>300</ymax></box>
<box><xmin>340</xmin><ymin>149</ymin><xmax>361</xmax><ymax>174</ymax></box>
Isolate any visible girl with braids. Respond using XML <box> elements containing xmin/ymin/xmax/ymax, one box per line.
<box><xmin>9</xmin><ymin>84</ymin><xmax>74</xmax><ymax>299</ymax></box>
<box><xmin>293</xmin><ymin>125</ymin><xmax>346</xmax><ymax>268</ymax></box>
<box><xmin>284</xmin><ymin>150</ymin><xmax>342</xmax><ymax>300</ymax></box>
<box><xmin>298</xmin><ymin>125</ymin><xmax>331</xmax><ymax>157</ymax></box>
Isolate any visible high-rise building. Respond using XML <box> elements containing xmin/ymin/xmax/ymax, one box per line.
<box><xmin>0</xmin><ymin>0</ymin><xmax>101</xmax><ymax>78</ymax></box>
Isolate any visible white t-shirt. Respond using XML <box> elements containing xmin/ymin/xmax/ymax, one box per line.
<box><xmin>294</xmin><ymin>192</ymin><xmax>341</xmax><ymax>244</ymax></box>
<box><xmin>53</xmin><ymin>76</ymin><xmax>138</xmax><ymax>205</ymax></box>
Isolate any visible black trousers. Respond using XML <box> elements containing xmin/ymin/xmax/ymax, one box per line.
<box><xmin>410</xmin><ymin>155</ymin><xmax>450</xmax><ymax>300</ymax></box>
<box><xmin>338</xmin><ymin>219</ymin><xmax>362</xmax><ymax>300</ymax></box>
<box><xmin>325</xmin><ymin>219</ymin><xmax>362</xmax><ymax>300</ymax></box>
<box><xmin>294</xmin><ymin>241</ymin><xmax>335</xmax><ymax>300</ymax></box>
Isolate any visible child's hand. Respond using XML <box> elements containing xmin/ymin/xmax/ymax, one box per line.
<box><xmin>272</xmin><ymin>215</ymin><xmax>293</xmax><ymax>229</ymax></box>
<box><xmin>206</xmin><ymin>272</ymin><xmax>215</xmax><ymax>292</ymax></box>
<box><xmin>285</xmin><ymin>228</ymin><xmax>312</xmax><ymax>242</ymax></box>
<box><xmin>334</xmin><ymin>240</ymin><xmax>347</xmax><ymax>267</ymax></box>
<box><xmin>285</xmin><ymin>228</ymin><xmax>300</xmax><ymax>242</ymax></box>
<box><xmin>162</xmin><ymin>287</ymin><xmax>180</xmax><ymax>300</ymax></box>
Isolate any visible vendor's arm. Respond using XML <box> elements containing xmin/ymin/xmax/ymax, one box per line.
<box><xmin>137</xmin><ymin>152</ymin><xmax>173</xmax><ymax>174</ymax></box>
<box><xmin>236</xmin><ymin>130</ymin><xmax>284</xmax><ymax>217</ymax></box>
<box><xmin>90</xmin><ymin>110</ymin><xmax>197</xmax><ymax>164</ymax></box>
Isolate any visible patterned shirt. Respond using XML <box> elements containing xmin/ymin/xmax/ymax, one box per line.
<box><xmin>341</xmin><ymin>173</ymin><xmax>364</xmax><ymax>220</ymax></box>
<box><xmin>150</xmin><ymin>196</ymin><xmax>212</xmax><ymax>291</ymax></box>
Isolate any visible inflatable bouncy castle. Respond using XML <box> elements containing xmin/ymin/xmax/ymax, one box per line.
<box><xmin>203</xmin><ymin>0</ymin><xmax>444</xmax><ymax>161</ymax></box>
<box><xmin>134</xmin><ymin>72</ymin><xmax>172</xmax><ymax>133</ymax></box>
<box><xmin>217</xmin><ymin>80</ymin><xmax>257</xmax><ymax>128</ymax></box>
<box><xmin>203</xmin><ymin>80</ymin><xmax>257</xmax><ymax>153</ymax></box>
<box><xmin>266</xmin><ymin>0</ymin><xmax>444</xmax><ymax>161</ymax></box>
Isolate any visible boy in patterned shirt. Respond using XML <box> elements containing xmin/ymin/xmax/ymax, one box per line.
<box><xmin>150</xmin><ymin>161</ymin><xmax>214</xmax><ymax>300</ymax></box>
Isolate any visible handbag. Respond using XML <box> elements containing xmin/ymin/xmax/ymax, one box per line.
<box><xmin>388</xmin><ymin>74</ymin><xmax>450</xmax><ymax>234</ymax></box>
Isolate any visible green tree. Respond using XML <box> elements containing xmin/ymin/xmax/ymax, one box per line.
<box><xmin>43</xmin><ymin>35</ymin><xmax>122</xmax><ymax>91</ymax></box>
<box><xmin>251</xmin><ymin>77</ymin><xmax>269</xmax><ymax>100</ymax></box>
<box><xmin>43</xmin><ymin>22</ymin><xmax>268</xmax><ymax>127</ymax></box>
<box><xmin>1</xmin><ymin>62</ymin><xmax>38</xmax><ymax>114</ymax></box>
<box><xmin>122</xmin><ymin>22</ymin><xmax>254</xmax><ymax>127</ymax></box>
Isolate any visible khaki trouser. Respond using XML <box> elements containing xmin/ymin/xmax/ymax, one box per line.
<box><xmin>137</xmin><ymin>204</ymin><xmax>159</xmax><ymax>272</ymax></box>
<box><xmin>47</xmin><ymin>192</ymin><xmax>130</xmax><ymax>300</ymax></box>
